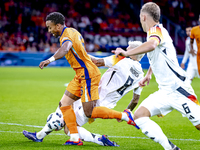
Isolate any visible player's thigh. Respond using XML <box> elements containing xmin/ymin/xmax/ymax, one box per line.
<box><xmin>138</xmin><ymin>90</ymin><xmax>173</xmax><ymax>117</ymax></box>
<box><xmin>74</xmin><ymin>105</ymin><xmax>89</xmax><ymax>126</ymax></box>
<box><xmin>186</xmin><ymin>66</ymin><xmax>195</xmax><ymax>79</ymax></box>
<box><xmin>66</xmin><ymin>77</ymin><xmax>82</xmax><ymax>98</ymax></box>
<box><xmin>172</xmin><ymin>91</ymin><xmax>200</xmax><ymax>126</ymax></box>
<box><xmin>81</xmin><ymin>75</ymin><xmax>100</xmax><ymax>102</ymax></box>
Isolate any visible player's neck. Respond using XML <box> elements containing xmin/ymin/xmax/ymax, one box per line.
<box><xmin>147</xmin><ymin>21</ymin><xmax>159</xmax><ymax>31</ymax></box>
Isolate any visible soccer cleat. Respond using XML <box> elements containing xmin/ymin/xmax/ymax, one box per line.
<box><xmin>23</xmin><ymin>130</ymin><xmax>43</xmax><ymax>142</ymax></box>
<box><xmin>64</xmin><ymin>138</ymin><xmax>83</xmax><ymax>146</ymax></box>
<box><xmin>98</xmin><ymin>135</ymin><xmax>119</xmax><ymax>147</ymax></box>
<box><xmin>123</xmin><ymin>109</ymin><xmax>140</xmax><ymax>129</ymax></box>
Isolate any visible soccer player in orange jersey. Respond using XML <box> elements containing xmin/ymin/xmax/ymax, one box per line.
<box><xmin>190</xmin><ymin>14</ymin><xmax>200</xmax><ymax>76</ymax></box>
<box><xmin>38</xmin><ymin>12</ymin><xmax>137</xmax><ymax>145</ymax></box>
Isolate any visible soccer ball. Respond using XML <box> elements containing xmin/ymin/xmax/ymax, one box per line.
<box><xmin>46</xmin><ymin>112</ymin><xmax>65</xmax><ymax>131</ymax></box>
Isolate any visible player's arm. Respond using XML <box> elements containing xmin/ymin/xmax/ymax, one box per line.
<box><xmin>39</xmin><ymin>41</ymin><xmax>72</xmax><ymax>69</ymax></box>
<box><xmin>181</xmin><ymin>40</ymin><xmax>189</xmax><ymax>69</ymax></box>
<box><xmin>88</xmin><ymin>54</ymin><xmax>120</xmax><ymax>68</ymax></box>
<box><xmin>139</xmin><ymin>66</ymin><xmax>152</xmax><ymax>87</ymax></box>
<box><xmin>127</xmin><ymin>93</ymin><xmax>140</xmax><ymax>111</ymax></box>
<box><xmin>190</xmin><ymin>38</ymin><xmax>195</xmax><ymax>56</ymax></box>
<box><xmin>112</xmin><ymin>39</ymin><xmax>157</xmax><ymax>57</ymax></box>
<box><xmin>88</xmin><ymin>54</ymin><xmax>105</xmax><ymax>67</ymax></box>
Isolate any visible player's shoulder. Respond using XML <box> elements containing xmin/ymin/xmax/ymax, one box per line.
<box><xmin>149</xmin><ymin>26</ymin><xmax>161</xmax><ymax>34</ymax></box>
<box><xmin>123</xmin><ymin>58</ymin><xmax>143</xmax><ymax>71</ymax></box>
<box><xmin>192</xmin><ymin>26</ymin><xmax>199</xmax><ymax>30</ymax></box>
<box><xmin>191</xmin><ymin>26</ymin><xmax>200</xmax><ymax>33</ymax></box>
<box><xmin>148</xmin><ymin>24</ymin><xmax>163</xmax><ymax>34</ymax></box>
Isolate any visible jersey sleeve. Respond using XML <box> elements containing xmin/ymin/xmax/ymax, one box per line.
<box><xmin>181</xmin><ymin>40</ymin><xmax>189</xmax><ymax>64</ymax></box>
<box><xmin>190</xmin><ymin>28</ymin><xmax>195</xmax><ymax>39</ymax></box>
<box><xmin>61</xmin><ymin>37</ymin><xmax>72</xmax><ymax>46</ymax></box>
<box><xmin>60</xmin><ymin>28</ymin><xmax>73</xmax><ymax>46</ymax></box>
<box><xmin>104</xmin><ymin>55</ymin><xmax>125</xmax><ymax>68</ymax></box>
<box><xmin>147</xmin><ymin>26</ymin><xmax>164</xmax><ymax>45</ymax></box>
<box><xmin>133</xmin><ymin>87</ymin><xmax>142</xmax><ymax>95</ymax></box>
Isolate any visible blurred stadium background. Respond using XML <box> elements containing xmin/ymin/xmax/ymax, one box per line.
<box><xmin>1</xmin><ymin>1</ymin><xmax>200</xmax><ymax>149</ymax></box>
<box><xmin>0</xmin><ymin>0</ymin><xmax>199</xmax><ymax>67</ymax></box>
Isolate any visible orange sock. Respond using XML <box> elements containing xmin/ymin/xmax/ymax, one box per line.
<box><xmin>91</xmin><ymin>106</ymin><xmax>122</xmax><ymax>119</ymax></box>
<box><xmin>60</xmin><ymin>105</ymin><xmax>78</xmax><ymax>134</ymax></box>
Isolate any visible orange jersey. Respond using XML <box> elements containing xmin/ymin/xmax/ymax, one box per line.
<box><xmin>190</xmin><ymin>26</ymin><xmax>200</xmax><ymax>50</ymax></box>
<box><xmin>190</xmin><ymin>26</ymin><xmax>200</xmax><ymax>75</ymax></box>
<box><xmin>59</xmin><ymin>27</ymin><xmax>101</xmax><ymax>79</ymax></box>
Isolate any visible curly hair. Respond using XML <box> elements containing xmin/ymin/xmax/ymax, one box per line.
<box><xmin>46</xmin><ymin>12</ymin><xmax>65</xmax><ymax>25</ymax></box>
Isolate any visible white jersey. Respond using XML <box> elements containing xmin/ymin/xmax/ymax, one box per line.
<box><xmin>138</xmin><ymin>24</ymin><xmax>200</xmax><ymax>126</ymax></box>
<box><xmin>147</xmin><ymin>24</ymin><xmax>190</xmax><ymax>93</ymax></box>
<box><xmin>182</xmin><ymin>37</ymin><xmax>198</xmax><ymax>69</ymax></box>
<box><xmin>57</xmin><ymin>55</ymin><xmax>144</xmax><ymax>126</ymax></box>
<box><xmin>97</xmin><ymin>56</ymin><xmax>144</xmax><ymax>108</ymax></box>
<box><xmin>181</xmin><ymin>37</ymin><xmax>199</xmax><ymax>79</ymax></box>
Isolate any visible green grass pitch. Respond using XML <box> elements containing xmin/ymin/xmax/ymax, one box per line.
<box><xmin>0</xmin><ymin>67</ymin><xmax>200</xmax><ymax>150</ymax></box>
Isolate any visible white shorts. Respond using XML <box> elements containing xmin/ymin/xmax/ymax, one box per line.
<box><xmin>74</xmin><ymin>104</ymin><xmax>89</xmax><ymax>127</ymax></box>
<box><xmin>186</xmin><ymin>64</ymin><xmax>200</xmax><ymax>79</ymax></box>
<box><xmin>139</xmin><ymin>86</ymin><xmax>200</xmax><ymax>126</ymax></box>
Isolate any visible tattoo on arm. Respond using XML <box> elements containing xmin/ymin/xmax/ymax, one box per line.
<box><xmin>91</xmin><ymin>58</ymin><xmax>105</xmax><ymax>67</ymax></box>
<box><xmin>127</xmin><ymin>93</ymin><xmax>140</xmax><ymax>111</ymax></box>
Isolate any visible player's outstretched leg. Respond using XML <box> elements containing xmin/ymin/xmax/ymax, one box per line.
<box><xmin>91</xmin><ymin>107</ymin><xmax>139</xmax><ymax>129</ymax></box>
<box><xmin>23</xmin><ymin>131</ymin><xmax>43</xmax><ymax>142</ymax></box>
<box><xmin>98</xmin><ymin>135</ymin><xmax>119</xmax><ymax>147</ymax></box>
<box><xmin>63</xmin><ymin>138</ymin><xmax>83</xmax><ymax>146</ymax></box>
<box><xmin>168</xmin><ymin>140</ymin><xmax>181</xmax><ymax>150</ymax></box>
<box><xmin>123</xmin><ymin>109</ymin><xmax>140</xmax><ymax>129</ymax></box>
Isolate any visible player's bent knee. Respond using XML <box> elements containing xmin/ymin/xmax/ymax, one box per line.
<box><xmin>59</xmin><ymin>101</ymin><xmax>62</xmax><ymax>107</ymax></box>
<box><xmin>195</xmin><ymin>124</ymin><xmax>200</xmax><ymax>130</ymax></box>
<box><xmin>82</xmin><ymin>100</ymin><xmax>97</xmax><ymax>117</ymax></box>
<box><xmin>133</xmin><ymin>106</ymin><xmax>151</xmax><ymax>120</ymax></box>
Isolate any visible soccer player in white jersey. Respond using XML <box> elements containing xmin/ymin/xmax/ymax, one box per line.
<box><xmin>23</xmin><ymin>41</ymin><xmax>144</xmax><ymax>146</ymax></box>
<box><xmin>113</xmin><ymin>2</ymin><xmax>200</xmax><ymax>150</ymax></box>
<box><xmin>181</xmin><ymin>27</ymin><xmax>199</xmax><ymax>83</ymax></box>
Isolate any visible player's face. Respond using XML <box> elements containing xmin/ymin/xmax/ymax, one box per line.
<box><xmin>185</xmin><ymin>27</ymin><xmax>191</xmax><ymax>37</ymax></box>
<box><xmin>140</xmin><ymin>12</ymin><xmax>147</xmax><ymax>32</ymax></box>
<box><xmin>46</xmin><ymin>21</ymin><xmax>60</xmax><ymax>38</ymax></box>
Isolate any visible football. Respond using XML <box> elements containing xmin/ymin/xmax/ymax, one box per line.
<box><xmin>46</xmin><ymin>112</ymin><xmax>65</xmax><ymax>131</ymax></box>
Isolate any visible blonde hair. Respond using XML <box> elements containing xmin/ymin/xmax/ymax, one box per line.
<box><xmin>141</xmin><ymin>2</ymin><xmax>160</xmax><ymax>22</ymax></box>
<box><xmin>128</xmin><ymin>41</ymin><xmax>145</xmax><ymax>61</ymax></box>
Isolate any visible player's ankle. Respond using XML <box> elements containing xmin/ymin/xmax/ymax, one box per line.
<box><xmin>121</xmin><ymin>112</ymin><xmax>129</xmax><ymax>122</ymax></box>
<box><xmin>70</xmin><ymin>133</ymin><xmax>79</xmax><ymax>141</ymax></box>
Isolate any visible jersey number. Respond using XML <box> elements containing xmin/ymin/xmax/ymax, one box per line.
<box><xmin>117</xmin><ymin>76</ymin><xmax>134</xmax><ymax>95</ymax></box>
<box><xmin>182</xmin><ymin>103</ymin><xmax>191</xmax><ymax>114</ymax></box>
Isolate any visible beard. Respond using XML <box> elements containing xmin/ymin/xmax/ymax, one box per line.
<box><xmin>53</xmin><ymin>31</ymin><xmax>60</xmax><ymax>38</ymax></box>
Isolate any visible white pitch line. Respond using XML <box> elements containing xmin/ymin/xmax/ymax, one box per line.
<box><xmin>0</xmin><ymin>122</ymin><xmax>200</xmax><ymax>142</ymax></box>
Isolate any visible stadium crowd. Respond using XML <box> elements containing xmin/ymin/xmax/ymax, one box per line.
<box><xmin>0</xmin><ymin>0</ymin><xmax>199</xmax><ymax>53</ymax></box>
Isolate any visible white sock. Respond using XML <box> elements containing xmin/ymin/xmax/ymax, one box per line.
<box><xmin>77</xmin><ymin>126</ymin><xmax>103</xmax><ymax>145</ymax></box>
<box><xmin>36</xmin><ymin>124</ymin><xmax>52</xmax><ymax>139</ymax></box>
<box><xmin>135</xmin><ymin>117</ymin><xmax>172</xmax><ymax>150</ymax></box>
<box><xmin>121</xmin><ymin>112</ymin><xmax>130</xmax><ymax>122</ymax></box>
<box><xmin>70</xmin><ymin>133</ymin><xmax>79</xmax><ymax>141</ymax></box>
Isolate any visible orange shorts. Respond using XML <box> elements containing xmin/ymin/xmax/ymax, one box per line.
<box><xmin>66</xmin><ymin>75</ymin><xmax>101</xmax><ymax>102</ymax></box>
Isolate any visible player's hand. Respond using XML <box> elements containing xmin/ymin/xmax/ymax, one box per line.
<box><xmin>139</xmin><ymin>75</ymin><xmax>151</xmax><ymax>87</ymax></box>
<box><xmin>189</xmin><ymin>49</ymin><xmax>196</xmax><ymax>57</ymax></box>
<box><xmin>180</xmin><ymin>63</ymin><xmax>185</xmax><ymax>69</ymax></box>
<box><xmin>39</xmin><ymin>60</ymin><xmax>50</xmax><ymax>69</ymax></box>
<box><xmin>112</xmin><ymin>48</ymin><xmax>127</xmax><ymax>57</ymax></box>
